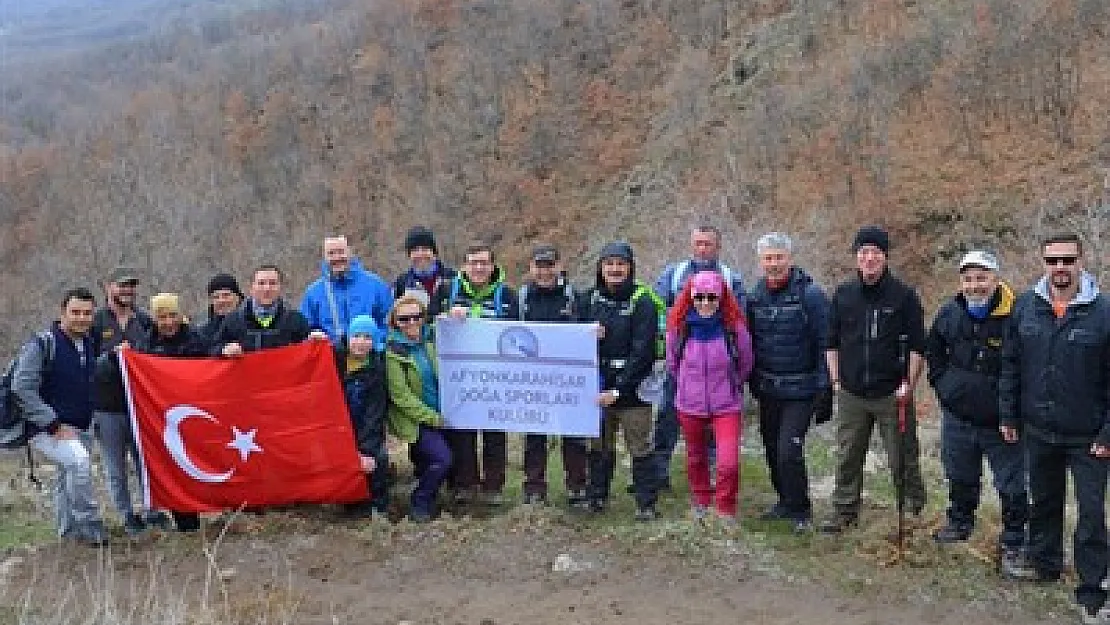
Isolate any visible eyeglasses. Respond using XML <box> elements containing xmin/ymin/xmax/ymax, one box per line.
<box><xmin>396</xmin><ymin>314</ymin><xmax>423</xmax><ymax>325</ymax></box>
<box><xmin>1043</xmin><ymin>256</ymin><xmax>1079</xmax><ymax>266</ymax></box>
<box><xmin>692</xmin><ymin>293</ymin><xmax>719</xmax><ymax>303</ymax></box>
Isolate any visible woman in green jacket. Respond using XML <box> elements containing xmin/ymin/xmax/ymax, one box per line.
<box><xmin>386</xmin><ymin>294</ymin><xmax>452</xmax><ymax>522</ymax></box>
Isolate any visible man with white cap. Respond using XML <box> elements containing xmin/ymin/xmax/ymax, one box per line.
<box><xmin>926</xmin><ymin>250</ymin><xmax>1032</xmax><ymax>579</ymax></box>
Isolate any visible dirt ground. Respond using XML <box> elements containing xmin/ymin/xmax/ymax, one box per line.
<box><xmin>0</xmin><ymin>504</ymin><xmax>1072</xmax><ymax>625</ymax></box>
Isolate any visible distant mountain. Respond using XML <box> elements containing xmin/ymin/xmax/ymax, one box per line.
<box><xmin>0</xmin><ymin>0</ymin><xmax>268</xmax><ymax>62</ymax></box>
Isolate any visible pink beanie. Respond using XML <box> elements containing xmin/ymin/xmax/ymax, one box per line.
<box><xmin>690</xmin><ymin>271</ymin><xmax>724</xmax><ymax>295</ymax></box>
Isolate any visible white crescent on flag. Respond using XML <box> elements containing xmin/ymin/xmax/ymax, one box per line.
<box><xmin>163</xmin><ymin>405</ymin><xmax>236</xmax><ymax>483</ymax></box>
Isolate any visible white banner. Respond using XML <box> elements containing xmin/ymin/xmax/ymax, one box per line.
<box><xmin>435</xmin><ymin>318</ymin><xmax>600</xmax><ymax>436</ymax></box>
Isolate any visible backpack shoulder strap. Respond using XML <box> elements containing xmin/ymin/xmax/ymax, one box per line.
<box><xmin>563</xmin><ymin>283</ymin><xmax>576</xmax><ymax>319</ymax></box>
<box><xmin>494</xmin><ymin>283</ymin><xmax>505</xmax><ymax>316</ymax></box>
<box><xmin>670</xmin><ymin>260</ymin><xmax>691</xmax><ymax>299</ymax></box>
<box><xmin>448</xmin><ymin>277</ymin><xmax>462</xmax><ymax>308</ymax></box>
<box><xmin>518</xmin><ymin>284</ymin><xmax>530</xmax><ymax>321</ymax></box>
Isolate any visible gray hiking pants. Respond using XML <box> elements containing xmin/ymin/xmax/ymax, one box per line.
<box><xmin>30</xmin><ymin>430</ymin><xmax>102</xmax><ymax>538</ymax></box>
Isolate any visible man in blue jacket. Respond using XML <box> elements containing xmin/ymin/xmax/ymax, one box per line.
<box><xmin>8</xmin><ymin>288</ymin><xmax>107</xmax><ymax>546</ymax></box>
<box><xmin>301</xmin><ymin>236</ymin><xmax>393</xmax><ymax>350</ymax></box>
<box><xmin>999</xmin><ymin>233</ymin><xmax>1110</xmax><ymax>623</ymax></box>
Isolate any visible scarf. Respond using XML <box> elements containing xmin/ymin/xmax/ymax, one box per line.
<box><xmin>685</xmin><ymin>308</ymin><xmax>725</xmax><ymax>341</ymax></box>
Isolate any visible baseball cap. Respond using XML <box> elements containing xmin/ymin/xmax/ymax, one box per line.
<box><xmin>107</xmin><ymin>266</ymin><xmax>140</xmax><ymax>284</ymax></box>
<box><xmin>958</xmin><ymin>250</ymin><xmax>999</xmax><ymax>272</ymax></box>
<box><xmin>531</xmin><ymin>244</ymin><xmax>559</xmax><ymax>263</ymax></box>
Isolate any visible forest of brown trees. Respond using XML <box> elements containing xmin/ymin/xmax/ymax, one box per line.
<box><xmin>1</xmin><ymin>0</ymin><xmax>1109</xmax><ymax>348</ymax></box>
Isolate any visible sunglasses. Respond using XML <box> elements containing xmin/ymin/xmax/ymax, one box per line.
<box><xmin>692</xmin><ymin>293</ymin><xmax>719</xmax><ymax>303</ymax></box>
<box><xmin>396</xmin><ymin>314</ymin><xmax>424</xmax><ymax>324</ymax></box>
<box><xmin>1043</xmin><ymin>256</ymin><xmax>1078</xmax><ymax>266</ymax></box>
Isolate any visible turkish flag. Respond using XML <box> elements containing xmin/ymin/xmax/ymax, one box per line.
<box><xmin>121</xmin><ymin>341</ymin><xmax>368</xmax><ymax>512</ymax></box>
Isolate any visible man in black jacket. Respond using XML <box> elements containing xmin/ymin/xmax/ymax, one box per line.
<box><xmin>213</xmin><ymin>265</ymin><xmax>317</xmax><ymax>355</ymax></box>
<box><xmin>582</xmin><ymin>241</ymin><xmax>659</xmax><ymax>520</ymax></box>
<box><xmin>429</xmin><ymin>243</ymin><xmax>519</xmax><ymax>506</ymax></box>
<box><xmin>518</xmin><ymin>244</ymin><xmax>589</xmax><ymax>509</ymax></box>
<box><xmin>926</xmin><ymin>251</ymin><xmax>1031</xmax><ymax>579</ymax></box>
<box><xmin>747</xmin><ymin>232</ymin><xmax>831</xmax><ymax>533</ymax></box>
<box><xmin>198</xmin><ymin>273</ymin><xmax>243</xmax><ymax>348</ymax></box>
<box><xmin>820</xmin><ymin>226</ymin><xmax>927</xmax><ymax>534</ymax></box>
<box><xmin>999</xmin><ymin>233</ymin><xmax>1110</xmax><ymax>622</ymax></box>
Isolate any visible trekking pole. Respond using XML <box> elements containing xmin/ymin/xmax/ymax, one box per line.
<box><xmin>894</xmin><ymin>334</ymin><xmax>909</xmax><ymax>553</ymax></box>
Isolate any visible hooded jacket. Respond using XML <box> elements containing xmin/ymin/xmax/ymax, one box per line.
<box><xmin>300</xmin><ymin>258</ymin><xmax>394</xmax><ymax>345</ymax></box>
<box><xmin>666</xmin><ymin>317</ymin><xmax>754</xmax><ymax>416</ymax></box>
<box><xmin>999</xmin><ymin>272</ymin><xmax>1110</xmax><ymax>445</ymax></box>
<box><xmin>582</xmin><ymin>261</ymin><xmax>655</xmax><ymax>408</ymax></box>
<box><xmin>926</xmin><ymin>282</ymin><xmax>1015</xmax><ymax>426</ymax></box>
<box><xmin>428</xmin><ymin>266</ymin><xmax>519</xmax><ymax>320</ymax></box>
<box><xmin>384</xmin><ymin>330</ymin><xmax>445</xmax><ymax>443</ymax></box>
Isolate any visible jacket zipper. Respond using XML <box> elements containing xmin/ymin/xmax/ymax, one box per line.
<box><xmin>863</xmin><ymin>308</ymin><xmax>877</xmax><ymax>389</ymax></box>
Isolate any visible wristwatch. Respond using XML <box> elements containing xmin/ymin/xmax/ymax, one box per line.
<box><xmin>610</xmin><ymin>389</ymin><xmax>621</xmax><ymax>399</ymax></box>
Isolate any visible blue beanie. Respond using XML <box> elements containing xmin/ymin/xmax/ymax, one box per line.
<box><xmin>348</xmin><ymin>315</ymin><xmax>379</xmax><ymax>338</ymax></box>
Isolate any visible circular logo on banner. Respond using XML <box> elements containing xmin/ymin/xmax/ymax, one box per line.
<box><xmin>497</xmin><ymin>326</ymin><xmax>539</xmax><ymax>358</ymax></box>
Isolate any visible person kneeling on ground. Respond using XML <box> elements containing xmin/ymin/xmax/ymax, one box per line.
<box><xmin>338</xmin><ymin>314</ymin><xmax>390</xmax><ymax>520</ymax></box>
<box><xmin>385</xmin><ymin>295</ymin><xmax>453</xmax><ymax>523</ymax></box>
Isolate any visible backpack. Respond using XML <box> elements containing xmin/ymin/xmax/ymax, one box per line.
<box><xmin>518</xmin><ymin>282</ymin><xmax>577</xmax><ymax>321</ymax></box>
<box><xmin>590</xmin><ymin>282</ymin><xmax>666</xmax><ymax>359</ymax></box>
<box><xmin>631</xmin><ymin>282</ymin><xmax>667</xmax><ymax>360</ymax></box>
<box><xmin>448</xmin><ymin>277</ymin><xmax>506</xmax><ymax>317</ymax></box>
<box><xmin>0</xmin><ymin>331</ymin><xmax>56</xmax><ymax>449</ymax></box>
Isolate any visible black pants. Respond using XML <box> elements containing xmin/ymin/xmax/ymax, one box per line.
<box><xmin>758</xmin><ymin>397</ymin><xmax>814</xmax><ymax>519</ymax></box>
<box><xmin>1026</xmin><ymin>433</ymin><xmax>1107</xmax><ymax>611</ymax></box>
<box><xmin>446</xmin><ymin>429</ymin><xmax>507</xmax><ymax>493</ymax></box>
<box><xmin>523</xmin><ymin>435</ymin><xmax>588</xmax><ymax>497</ymax></box>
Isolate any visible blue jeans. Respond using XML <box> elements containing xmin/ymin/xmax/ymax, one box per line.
<box><xmin>411</xmin><ymin>426</ymin><xmax>452</xmax><ymax>514</ymax></box>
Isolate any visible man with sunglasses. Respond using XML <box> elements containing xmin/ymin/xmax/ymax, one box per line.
<box><xmin>999</xmin><ymin>233</ymin><xmax>1110</xmax><ymax>623</ymax></box>
<box><xmin>819</xmin><ymin>225</ymin><xmax>927</xmax><ymax>534</ymax></box>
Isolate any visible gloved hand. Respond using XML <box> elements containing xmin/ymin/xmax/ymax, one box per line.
<box><xmin>813</xmin><ymin>387</ymin><xmax>834</xmax><ymax>425</ymax></box>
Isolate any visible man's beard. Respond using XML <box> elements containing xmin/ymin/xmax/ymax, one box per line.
<box><xmin>112</xmin><ymin>294</ymin><xmax>133</xmax><ymax>308</ymax></box>
<box><xmin>1051</xmin><ymin>272</ymin><xmax>1074</xmax><ymax>290</ymax></box>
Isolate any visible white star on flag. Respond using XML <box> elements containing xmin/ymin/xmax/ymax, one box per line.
<box><xmin>227</xmin><ymin>426</ymin><xmax>263</xmax><ymax>462</ymax></box>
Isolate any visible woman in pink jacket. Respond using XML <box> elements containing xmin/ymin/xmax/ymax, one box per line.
<box><xmin>666</xmin><ymin>271</ymin><xmax>754</xmax><ymax>523</ymax></box>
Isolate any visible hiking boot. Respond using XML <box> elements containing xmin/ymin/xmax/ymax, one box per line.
<box><xmin>478</xmin><ymin>491</ymin><xmax>506</xmax><ymax>507</ymax></box>
<box><xmin>409</xmin><ymin>507</ymin><xmax>433</xmax><ymax>524</ymax></box>
<box><xmin>588</xmin><ymin>498</ymin><xmax>607</xmax><ymax>514</ymax></box>
<box><xmin>567</xmin><ymin>490</ymin><xmax>590</xmax><ymax>512</ymax></box>
<box><xmin>143</xmin><ymin>511</ymin><xmax>171</xmax><ymax>531</ymax></box>
<box><xmin>522</xmin><ymin>492</ymin><xmax>547</xmax><ymax>506</ymax></box>
<box><xmin>817</xmin><ymin>514</ymin><xmax>858</xmax><ymax>535</ymax></box>
<box><xmin>932</xmin><ymin>522</ymin><xmax>972</xmax><ymax>543</ymax></box>
<box><xmin>76</xmin><ymin>522</ymin><xmax>109</xmax><ymax>548</ymax></box>
<box><xmin>123</xmin><ymin>513</ymin><xmax>146</xmax><ymax>537</ymax></box>
<box><xmin>690</xmin><ymin>505</ymin><xmax>710</xmax><ymax>523</ymax></box>
<box><xmin>759</xmin><ymin>504</ymin><xmax>790</xmax><ymax>521</ymax></box>
<box><xmin>634</xmin><ymin>505</ymin><xmax>658</xmax><ymax>522</ymax></box>
<box><xmin>1000</xmin><ymin>547</ymin><xmax>1040</xmax><ymax>581</ymax></box>
<box><xmin>1078</xmin><ymin>605</ymin><xmax>1110</xmax><ymax>625</ymax></box>
<box><xmin>452</xmin><ymin>487</ymin><xmax>478</xmax><ymax>505</ymax></box>
<box><xmin>792</xmin><ymin>517</ymin><xmax>813</xmax><ymax>534</ymax></box>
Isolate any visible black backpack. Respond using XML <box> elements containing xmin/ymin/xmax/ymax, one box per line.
<box><xmin>0</xmin><ymin>331</ymin><xmax>56</xmax><ymax>449</ymax></box>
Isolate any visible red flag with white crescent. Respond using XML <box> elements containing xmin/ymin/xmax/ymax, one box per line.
<box><xmin>120</xmin><ymin>341</ymin><xmax>368</xmax><ymax>512</ymax></box>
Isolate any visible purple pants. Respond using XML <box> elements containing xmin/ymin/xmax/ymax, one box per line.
<box><xmin>411</xmin><ymin>426</ymin><xmax>453</xmax><ymax>514</ymax></box>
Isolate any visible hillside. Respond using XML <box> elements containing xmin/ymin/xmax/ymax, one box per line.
<box><xmin>1</xmin><ymin>0</ymin><xmax>1109</xmax><ymax>343</ymax></box>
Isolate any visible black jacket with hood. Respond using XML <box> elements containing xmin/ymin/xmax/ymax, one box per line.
<box><xmin>581</xmin><ymin>242</ymin><xmax>655</xmax><ymax>408</ymax></box>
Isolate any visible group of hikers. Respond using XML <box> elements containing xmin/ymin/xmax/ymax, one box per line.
<box><xmin>4</xmin><ymin>222</ymin><xmax>1110</xmax><ymax>623</ymax></box>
